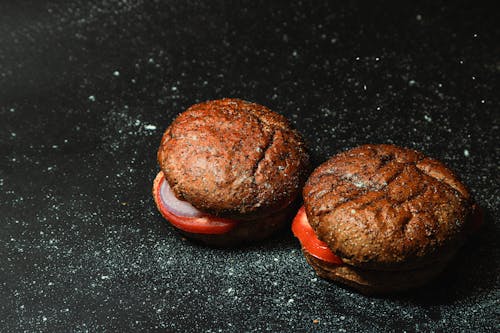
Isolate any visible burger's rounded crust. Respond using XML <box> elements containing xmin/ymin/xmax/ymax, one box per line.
<box><xmin>303</xmin><ymin>144</ymin><xmax>474</xmax><ymax>270</ymax></box>
<box><xmin>158</xmin><ymin>98</ymin><xmax>309</xmax><ymax>219</ymax></box>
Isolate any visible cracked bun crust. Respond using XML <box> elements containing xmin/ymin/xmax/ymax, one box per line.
<box><xmin>158</xmin><ymin>98</ymin><xmax>310</xmax><ymax>219</ymax></box>
<box><xmin>303</xmin><ymin>144</ymin><xmax>475</xmax><ymax>272</ymax></box>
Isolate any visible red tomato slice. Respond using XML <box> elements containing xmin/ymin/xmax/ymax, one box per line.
<box><xmin>292</xmin><ymin>206</ymin><xmax>343</xmax><ymax>264</ymax></box>
<box><xmin>153</xmin><ymin>172</ymin><xmax>238</xmax><ymax>234</ymax></box>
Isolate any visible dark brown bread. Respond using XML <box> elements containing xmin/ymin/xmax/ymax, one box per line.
<box><xmin>303</xmin><ymin>144</ymin><xmax>475</xmax><ymax>271</ymax></box>
<box><xmin>302</xmin><ymin>250</ymin><xmax>451</xmax><ymax>295</ymax></box>
<box><xmin>179</xmin><ymin>208</ymin><xmax>292</xmax><ymax>247</ymax></box>
<box><xmin>158</xmin><ymin>98</ymin><xmax>310</xmax><ymax>219</ymax></box>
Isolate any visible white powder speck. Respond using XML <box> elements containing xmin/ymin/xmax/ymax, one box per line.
<box><xmin>330</xmin><ymin>38</ymin><xmax>337</xmax><ymax>43</ymax></box>
<box><xmin>88</xmin><ymin>95</ymin><xmax>96</xmax><ymax>102</ymax></box>
<box><xmin>292</xmin><ymin>50</ymin><xmax>298</xmax><ymax>57</ymax></box>
<box><xmin>363</xmin><ymin>85</ymin><xmax>367</xmax><ymax>90</ymax></box>
<box><xmin>101</xmin><ymin>275</ymin><xmax>110</xmax><ymax>280</ymax></box>
<box><xmin>148</xmin><ymin>58</ymin><xmax>155</xmax><ymax>63</ymax></box>
<box><xmin>52</xmin><ymin>145</ymin><xmax>58</xmax><ymax>149</ymax></box>
<box><xmin>481</xmin><ymin>100</ymin><xmax>485</xmax><ymax>104</ymax></box>
<box><xmin>353</xmin><ymin>181</ymin><xmax>365</xmax><ymax>188</ymax></box>
<box><xmin>11</xmin><ymin>132</ymin><xmax>16</xmax><ymax>137</ymax></box>
<box><xmin>473</xmin><ymin>33</ymin><xmax>478</xmax><ymax>38</ymax></box>
<box><xmin>408</xmin><ymin>80</ymin><xmax>417</xmax><ymax>86</ymax></box>
<box><xmin>464</xmin><ymin>149</ymin><xmax>470</xmax><ymax>157</ymax></box>
<box><xmin>144</xmin><ymin>124</ymin><xmax>156</xmax><ymax>130</ymax></box>
<box><xmin>20</xmin><ymin>305</ymin><xmax>24</xmax><ymax>309</ymax></box>
<box><xmin>9</xmin><ymin>108</ymin><xmax>15</xmax><ymax>112</ymax></box>
<box><xmin>113</xmin><ymin>70</ymin><xmax>120</xmax><ymax>77</ymax></box>
<box><xmin>424</xmin><ymin>115</ymin><xmax>432</xmax><ymax>122</ymax></box>
<box><xmin>416</xmin><ymin>14</ymin><xmax>422</xmax><ymax>21</ymax></box>
<box><xmin>171</xmin><ymin>86</ymin><xmax>178</xmax><ymax>92</ymax></box>
<box><xmin>340</xmin><ymin>316</ymin><xmax>346</xmax><ymax>320</ymax></box>
<box><xmin>42</xmin><ymin>316</ymin><xmax>47</xmax><ymax>322</ymax></box>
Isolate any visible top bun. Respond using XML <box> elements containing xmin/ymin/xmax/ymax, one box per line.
<box><xmin>158</xmin><ymin>98</ymin><xmax>310</xmax><ymax>219</ymax></box>
<box><xmin>303</xmin><ymin>144</ymin><xmax>474</xmax><ymax>270</ymax></box>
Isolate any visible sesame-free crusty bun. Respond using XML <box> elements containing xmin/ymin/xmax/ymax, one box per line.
<box><xmin>154</xmin><ymin>98</ymin><xmax>309</xmax><ymax>246</ymax></box>
<box><xmin>298</xmin><ymin>144</ymin><xmax>479</xmax><ymax>293</ymax></box>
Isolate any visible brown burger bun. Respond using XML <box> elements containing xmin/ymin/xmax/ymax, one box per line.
<box><xmin>302</xmin><ymin>144</ymin><xmax>477</xmax><ymax>293</ymax></box>
<box><xmin>155</xmin><ymin>98</ymin><xmax>309</xmax><ymax>245</ymax></box>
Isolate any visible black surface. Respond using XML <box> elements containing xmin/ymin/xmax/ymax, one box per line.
<box><xmin>1</xmin><ymin>1</ymin><xmax>499</xmax><ymax>332</ymax></box>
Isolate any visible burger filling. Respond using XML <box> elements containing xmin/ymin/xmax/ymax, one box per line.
<box><xmin>154</xmin><ymin>172</ymin><xmax>238</xmax><ymax>234</ymax></box>
<box><xmin>292</xmin><ymin>206</ymin><xmax>343</xmax><ymax>264</ymax></box>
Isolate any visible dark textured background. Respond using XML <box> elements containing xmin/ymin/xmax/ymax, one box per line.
<box><xmin>1</xmin><ymin>1</ymin><xmax>499</xmax><ymax>332</ymax></box>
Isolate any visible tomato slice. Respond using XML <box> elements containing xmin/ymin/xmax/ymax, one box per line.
<box><xmin>292</xmin><ymin>206</ymin><xmax>343</xmax><ymax>264</ymax></box>
<box><xmin>153</xmin><ymin>172</ymin><xmax>238</xmax><ymax>234</ymax></box>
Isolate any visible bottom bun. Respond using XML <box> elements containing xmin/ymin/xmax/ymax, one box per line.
<box><xmin>178</xmin><ymin>208</ymin><xmax>290</xmax><ymax>247</ymax></box>
<box><xmin>303</xmin><ymin>250</ymin><xmax>452</xmax><ymax>295</ymax></box>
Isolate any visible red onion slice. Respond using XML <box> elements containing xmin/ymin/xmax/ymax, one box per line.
<box><xmin>159</xmin><ymin>178</ymin><xmax>204</xmax><ymax>218</ymax></box>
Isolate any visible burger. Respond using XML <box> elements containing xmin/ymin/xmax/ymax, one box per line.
<box><xmin>153</xmin><ymin>98</ymin><xmax>310</xmax><ymax>246</ymax></box>
<box><xmin>292</xmin><ymin>144</ymin><xmax>481</xmax><ymax>294</ymax></box>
